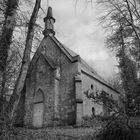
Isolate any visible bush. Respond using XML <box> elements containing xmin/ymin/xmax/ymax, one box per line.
<box><xmin>81</xmin><ymin>115</ymin><xmax>106</xmax><ymax>128</ymax></box>
<box><xmin>96</xmin><ymin>114</ymin><xmax>139</xmax><ymax>140</ymax></box>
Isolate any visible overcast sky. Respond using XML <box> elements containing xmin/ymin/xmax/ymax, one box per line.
<box><xmin>41</xmin><ymin>0</ymin><xmax>118</xmax><ymax>80</ymax></box>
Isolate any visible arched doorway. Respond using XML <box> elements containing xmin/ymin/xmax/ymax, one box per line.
<box><xmin>32</xmin><ymin>89</ymin><xmax>44</xmax><ymax>128</ymax></box>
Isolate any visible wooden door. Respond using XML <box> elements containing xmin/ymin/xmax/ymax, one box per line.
<box><xmin>33</xmin><ymin>102</ymin><xmax>43</xmax><ymax>128</ymax></box>
<box><xmin>32</xmin><ymin>89</ymin><xmax>44</xmax><ymax>128</ymax></box>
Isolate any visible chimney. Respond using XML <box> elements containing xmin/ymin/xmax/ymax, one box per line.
<box><xmin>43</xmin><ymin>7</ymin><xmax>55</xmax><ymax>36</ymax></box>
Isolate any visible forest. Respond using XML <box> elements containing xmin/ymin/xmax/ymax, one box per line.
<box><xmin>0</xmin><ymin>0</ymin><xmax>140</xmax><ymax>139</ymax></box>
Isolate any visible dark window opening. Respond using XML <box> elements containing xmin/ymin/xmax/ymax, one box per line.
<box><xmin>34</xmin><ymin>89</ymin><xmax>44</xmax><ymax>103</ymax></box>
<box><xmin>91</xmin><ymin>84</ymin><xmax>93</xmax><ymax>90</ymax></box>
<box><xmin>92</xmin><ymin>107</ymin><xmax>95</xmax><ymax>116</ymax></box>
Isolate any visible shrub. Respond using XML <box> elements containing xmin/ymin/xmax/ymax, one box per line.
<box><xmin>81</xmin><ymin>115</ymin><xmax>105</xmax><ymax>128</ymax></box>
<box><xmin>96</xmin><ymin>114</ymin><xmax>139</xmax><ymax>140</ymax></box>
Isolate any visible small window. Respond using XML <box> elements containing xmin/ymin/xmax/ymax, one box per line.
<box><xmin>34</xmin><ymin>89</ymin><xmax>44</xmax><ymax>103</ymax></box>
<box><xmin>92</xmin><ymin>107</ymin><xmax>95</xmax><ymax>116</ymax></box>
<box><xmin>91</xmin><ymin>84</ymin><xmax>93</xmax><ymax>90</ymax></box>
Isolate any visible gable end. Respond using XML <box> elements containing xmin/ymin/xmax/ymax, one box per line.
<box><xmin>49</xmin><ymin>36</ymin><xmax>80</xmax><ymax>63</ymax></box>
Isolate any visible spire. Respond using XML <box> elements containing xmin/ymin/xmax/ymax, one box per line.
<box><xmin>43</xmin><ymin>7</ymin><xmax>55</xmax><ymax>36</ymax></box>
<box><xmin>47</xmin><ymin>7</ymin><xmax>53</xmax><ymax>18</ymax></box>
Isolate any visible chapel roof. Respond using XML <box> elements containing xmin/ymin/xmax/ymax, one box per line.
<box><xmin>49</xmin><ymin>35</ymin><xmax>119</xmax><ymax>94</ymax></box>
<box><xmin>42</xmin><ymin>7</ymin><xmax>119</xmax><ymax>94</ymax></box>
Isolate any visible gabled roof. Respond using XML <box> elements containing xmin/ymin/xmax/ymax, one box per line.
<box><xmin>50</xmin><ymin>35</ymin><xmax>80</xmax><ymax>62</ymax></box>
<box><xmin>28</xmin><ymin>52</ymin><xmax>56</xmax><ymax>76</ymax></box>
<box><xmin>49</xmin><ymin>35</ymin><xmax>119</xmax><ymax>94</ymax></box>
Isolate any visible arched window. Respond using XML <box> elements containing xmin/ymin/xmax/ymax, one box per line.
<box><xmin>92</xmin><ymin>107</ymin><xmax>95</xmax><ymax>116</ymax></box>
<box><xmin>34</xmin><ymin>89</ymin><xmax>44</xmax><ymax>103</ymax></box>
<box><xmin>91</xmin><ymin>84</ymin><xmax>93</xmax><ymax>90</ymax></box>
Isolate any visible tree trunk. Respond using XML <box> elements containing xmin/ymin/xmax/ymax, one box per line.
<box><xmin>0</xmin><ymin>0</ymin><xmax>19</xmax><ymax>120</ymax></box>
<box><xmin>7</xmin><ymin>0</ymin><xmax>41</xmax><ymax>123</ymax></box>
<box><xmin>0</xmin><ymin>0</ymin><xmax>19</xmax><ymax>96</ymax></box>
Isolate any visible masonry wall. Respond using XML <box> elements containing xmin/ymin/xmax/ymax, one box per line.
<box><xmin>24</xmin><ymin>55</ymin><xmax>55</xmax><ymax>127</ymax></box>
<box><xmin>81</xmin><ymin>69</ymin><xmax>119</xmax><ymax>117</ymax></box>
<box><xmin>37</xmin><ymin>36</ymin><xmax>78</xmax><ymax>126</ymax></box>
<box><xmin>81</xmin><ymin>72</ymin><xmax>103</xmax><ymax>117</ymax></box>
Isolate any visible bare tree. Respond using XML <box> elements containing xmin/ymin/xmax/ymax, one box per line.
<box><xmin>0</xmin><ymin>0</ymin><xmax>19</xmax><ymax>98</ymax></box>
<box><xmin>7</xmin><ymin>0</ymin><xmax>41</xmax><ymax>124</ymax></box>
<box><xmin>97</xmin><ymin>0</ymin><xmax>140</xmax><ymax>116</ymax></box>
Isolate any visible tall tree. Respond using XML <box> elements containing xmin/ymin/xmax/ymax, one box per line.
<box><xmin>98</xmin><ymin>0</ymin><xmax>140</xmax><ymax>60</ymax></box>
<box><xmin>118</xmin><ymin>26</ymin><xmax>138</xmax><ymax>114</ymax></box>
<box><xmin>98</xmin><ymin>0</ymin><xmax>140</xmax><ymax>115</ymax></box>
<box><xmin>7</xmin><ymin>0</ymin><xmax>41</xmax><ymax>123</ymax></box>
<box><xmin>0</xmin><ymin>0</ymin><xmax>19</xmax><ymax>97</ymax></box>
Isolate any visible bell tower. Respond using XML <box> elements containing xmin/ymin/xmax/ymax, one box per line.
<box><xmin>43</xmin><ymin>7</ymin><xmax>55</xmax><ymax>36</ymax></box>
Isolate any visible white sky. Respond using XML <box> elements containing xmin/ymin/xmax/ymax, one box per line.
<box><xmin>40</xmin><ymin>0</ymin><xmax>118</xmax><ymax>80</ymax></box>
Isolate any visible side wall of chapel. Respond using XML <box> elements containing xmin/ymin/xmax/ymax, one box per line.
<box><xmin>81</xmin><ymin>71</ymin><xmax>119</xmax><ymax>117</ymax></box>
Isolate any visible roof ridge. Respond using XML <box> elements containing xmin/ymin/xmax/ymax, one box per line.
<box><xmin>49</xmin><ymin>36</ymin><xmax>73</xmax><ymax>61</ymax></box>
<box><xmin>48</xmin><ymin>35</ymin><xmax>119</xmax><ymax>93</ymax></box>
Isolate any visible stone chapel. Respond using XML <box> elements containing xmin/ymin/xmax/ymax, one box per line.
<box><xmin>16</xmin><ymin>7</ymin><xmax>120</xmax><ymax>128</ymax></box>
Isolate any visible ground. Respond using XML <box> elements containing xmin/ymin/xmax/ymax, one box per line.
<box><xmin>1</xmin><ymin>116</ymin><xmax>104</xmax><ymax>140</ymax></box>
<box><xmin>2</xmin><ymin>116</ymin><xmax>140</xmax><ymax>140</ymax></box>
<box><xmin>6</xmin><ymin>127</ymin><xmax>101</xmax><ymax>140</ymax></box>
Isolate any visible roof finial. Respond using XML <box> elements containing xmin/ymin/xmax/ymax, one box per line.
<box><xmin>43</xmin><ymin>6</ymin><xmax>55</xmax><ymax>36</ymax></box>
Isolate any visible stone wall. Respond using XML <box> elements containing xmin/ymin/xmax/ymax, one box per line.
<box><xmin>41</xmin><ymin>36</ymin><xmax>78</xmax><ymax>125</ymax></box>
<box><xmin>24</xmin><ymin>36</ymin><xmax>79</xmax><ymax>127</ymax></box>
<box><xmin>81</xmin><ymin>70</ymin><xmax>119</xmax><ymax>117</ymax></box>
<box><xmin>36</xmin><ymin>56</ymin><xmax>55</xmax><ymax>127</ymax></box>
<box><xmin>24</xmin><ymin>54</ymin><xmax>55</xmax><ymax>127</ymax></box>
